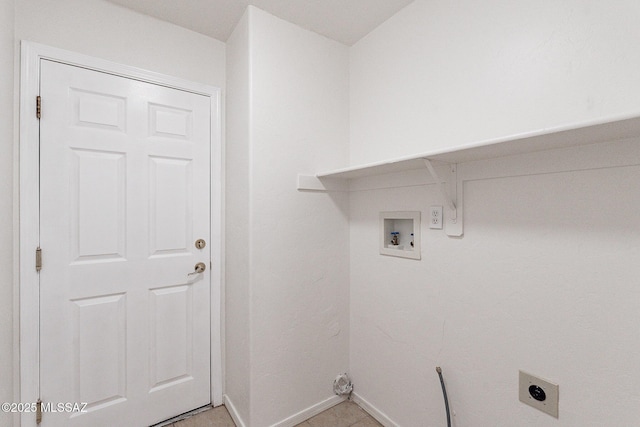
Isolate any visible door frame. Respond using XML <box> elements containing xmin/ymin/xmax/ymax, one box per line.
<box><xmin>18</xmin><ymin>41</ymin><xmax>224</xmax><ymax>426</ymax></box>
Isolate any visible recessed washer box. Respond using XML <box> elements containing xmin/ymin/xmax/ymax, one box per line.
<box><xmin>379</xmin><ymin>211</ymin><xmax>420</xmax><ymax>260</ymax></box>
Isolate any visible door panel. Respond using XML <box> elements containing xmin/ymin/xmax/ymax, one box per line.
<box><xmin>39</xmin><ymin>59</ymin><xmax>212</xmax><ymax>427</ymax></box>
<box><xmin>71</xmin><ymin>149</ymin><xmax>127</xmax><ymax>262</ymax></box>
<box><xmin>71</xmin><ymin>89</ymin><xmax>126</xmax><ymax>131</ymax></box>
<box><xmin>72</xmin><ymin>293</ymin><xmax>127</xmax><ymax>408</ymax></box>
<box><xmin>149</xmin><ymin>284</ymin><xmax>193</xmax><ymax>390</ymax></box>
<box><xmin>149</xmin><ymin>156</ymin><xmax>192</xmax><ymax>255</ymax></box>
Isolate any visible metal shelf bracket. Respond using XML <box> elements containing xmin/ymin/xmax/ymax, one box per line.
<box><xmin>423</xmin><ymin>159</ymin><xmax>463</xmax><ymax>236</ymax></box>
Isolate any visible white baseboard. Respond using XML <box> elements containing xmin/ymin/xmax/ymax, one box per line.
<box><xmin>226</xmin><ymin>394</ymin><xmax>374</xmax><ymax>427</ymax></box>
<box><xmin>224</xmin><ymin>394</ymin><xmax>248</xmax><ymax>427</ymax></box>
<box><xmin>351</xmin><ymin>392</ymin><xmax>400</xmax><ymax>427</ymax></box>
<box><xmin>269</xmin><ymin>395</ymin><xmax>345</xmax><ymax>427</ymax></box>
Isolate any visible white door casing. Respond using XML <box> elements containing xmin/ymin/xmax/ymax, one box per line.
<box><xmin>18</xmin><ymin>42</ymin><xmax>223</xmax><ymax>427</ymax></box>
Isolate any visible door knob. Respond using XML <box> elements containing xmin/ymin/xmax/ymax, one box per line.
<box><xmin>188</xmin><ymin>262</ymin><xmax>207</xmax><ymax>277</ymax></box>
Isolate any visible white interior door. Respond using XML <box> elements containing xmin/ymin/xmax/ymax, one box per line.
<box><xmin>39</xmin><ymin>59</ymin><xmax>212</xmax><ymax>426</ymax></box>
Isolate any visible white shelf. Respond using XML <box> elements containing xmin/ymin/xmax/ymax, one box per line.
<box><xmin>298</xmin><ymin>113</ymin><xmax>640</xmax><ymax>238</ymax></box>
<box><xmin>313</xmin><ymin>113</ymin><xmax>640</xmax><ymax>180</ymax></box>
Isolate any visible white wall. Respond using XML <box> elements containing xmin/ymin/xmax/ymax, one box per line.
<box><xmin>225</xmin><ymin>9</ymin><xmax>252</xmax><ymax>426</ymax></box>
<box><xmin>225</xmin><ymin>6</ymin><xmax>351</xmax><ymax>426</ymax></box>
<box><xmin>350</xmin><ymin>153</ymin><xmax>640</xmax><ymax>426</ymax></box>
<box><xmin>249</xmin><ymin>7</ymin><xmax>350</xmax><ymax>425</ymax></box>
<box><xmin>0</xmin><ymin>1</ymin><xmax>14</xmax><ymax>427</ymax></box>
<box><xmin>350</xmin><ymin>0</ymin><xmax>640</xmax><ymax>165</ymax></box>
<box><xmin>15</xmin><ymin>0</ymin><xmax>225</xmax><ymax>87</ymax></box>
<box><xmin>348</xmin><ymin>0</ymin><xmax>640</xmax><ymax>425</ymax></box>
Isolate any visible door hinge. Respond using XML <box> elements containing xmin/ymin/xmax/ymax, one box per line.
<box><xmin>36</xmin><ymin>398</ymin><xmax>42</xmax><ymax>424</ymax></box>
<box><xmin>36</xmin><ymin>247</ymin><xmax>42</xmax><ymax>272</ymax></box>
<box><xmin>36</xmin><ymin>96</ymin><xmax>41</xmax><ymax>119</ymax></box>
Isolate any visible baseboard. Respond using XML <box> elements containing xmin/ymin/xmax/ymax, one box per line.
<box><xmin>224</xmin><ymin>393</ymin><xmax>359</xmax><ymax>427</ymax></box>
<box><xmin>351</xmin><ymin>392</ymin><xmax>400</xmax><ymax>427</ymax></box>
<box><xmin>269</xmin><ymin>395</ymin><xmax>345</xmax><ymax>427</ymax></box>
<box><xmin>224</xmin><ymin>394</ymin><xmax>248</xmax><ymax>427</ymax></box>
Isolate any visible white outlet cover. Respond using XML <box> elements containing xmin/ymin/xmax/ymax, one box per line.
<box><xmin>429</xmin><ymin>205</ymin><xmax>443</xmax><ymax>230</ymax></box>
<box><xmin>519</xmin><ymin>370</ymin><xmax>559</xmax><ymax>418</ymax></box>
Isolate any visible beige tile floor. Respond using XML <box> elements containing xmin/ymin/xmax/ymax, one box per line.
<box><xmin>295</xmin><ymin>401</ymin><xmax>382</xmax><ymax>427</ymax></box>
<box><xmin>169</xmin><ymin>400</ymin><xmax>382</xmax><ymax>427</ymax></box>
<box><xmin>168</xmin><ymin>405</ymin><xmax>235</xmax><ymax>427</ymax></box>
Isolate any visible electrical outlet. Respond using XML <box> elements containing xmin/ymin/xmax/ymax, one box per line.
<box><xmin>429</xmin><ymin>206</ymin><xmax>443</xmax><ymax>229</ymax></box>
<box><xmin>519</xmin><ymin>370</ymin><xmax>559</xmax><ymax>418</ymax></box>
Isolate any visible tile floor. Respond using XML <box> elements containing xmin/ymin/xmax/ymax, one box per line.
<box><xmin>169</xmin><ymin>400</ymin><xmax>382</xmax><ymax>427</ymax></box>
<box><xmin>295</xmin><ymin>401</ymin><xmax>382</xmax><ymax>427</ymax></box>
<box><xmin>169</xmin><ymin>405</ymin><xmax>235</xmax><ymax>427</ymax></box>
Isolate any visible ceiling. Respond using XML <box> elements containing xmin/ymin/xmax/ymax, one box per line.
<box><xmin>106</xmin><ymin>0</ymin><xmax>415</xmax><ymax>46</ymax></box>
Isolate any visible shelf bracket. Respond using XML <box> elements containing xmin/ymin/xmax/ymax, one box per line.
<box><xmin>423</xmin><ymin>159</ymin><xmax>456</xmax><ymax>220</ymax></box>
<box><xmin>423</xmin><ymin>159</ymin><xmax>463</xmax><ymax>236</ymax></box>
